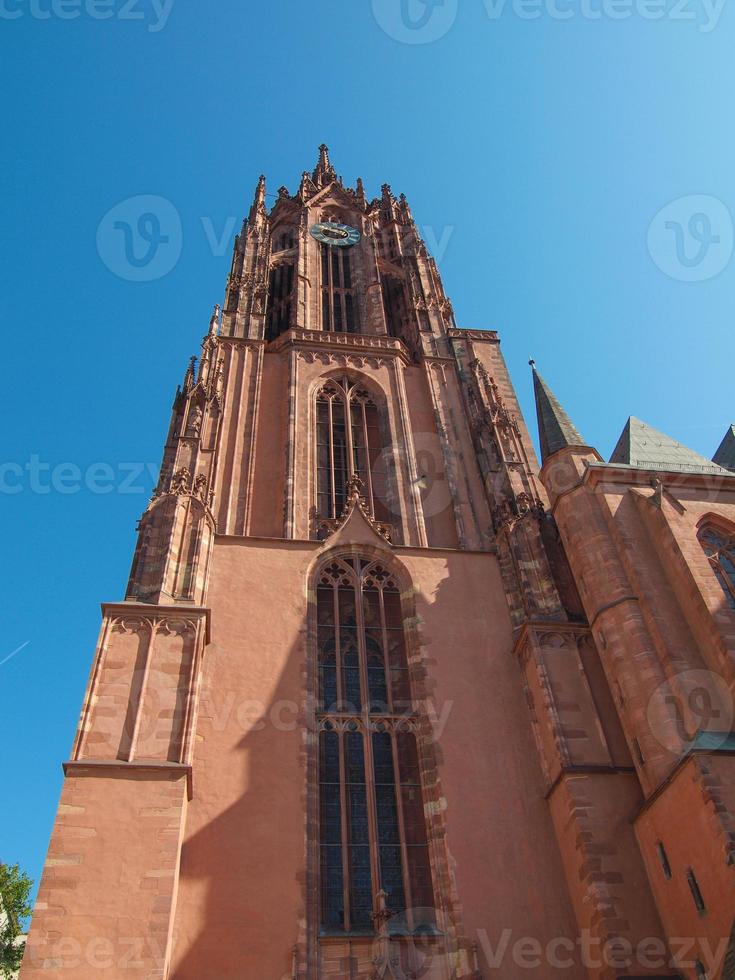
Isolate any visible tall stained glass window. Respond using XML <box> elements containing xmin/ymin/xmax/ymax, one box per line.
<box><xmin>316</xmin><ymin>556</ymin><xmax>435</xmax><ymax>933</ymax></box>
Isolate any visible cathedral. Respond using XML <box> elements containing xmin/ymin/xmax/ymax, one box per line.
<box><xmin>22</xmin><ymin>147</ymin><xmax>735</xmax><ymax>979</ymax></box>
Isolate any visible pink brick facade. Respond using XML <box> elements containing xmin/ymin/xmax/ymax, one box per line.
<box><xmin>22</xmin><ymin>148</ymin><xmax>734</xmax><ymax>979</ymax></box>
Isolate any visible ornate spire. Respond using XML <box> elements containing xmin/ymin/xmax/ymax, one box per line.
<box><xmin>713</xmin><ymin>424</ymin><xmax>735</xmax><ymax>471</ymax></box>
<box><xmin>312</xmin><ymin>143</ymin><xmax>336</xmax><ymax>186</ymax></box>
<box><xmin>208</xmin><ymin>304</ymin><xmax>220</xmax><ymax>337</ymax></box>
<box><xmin>355</xmin><ymin>176</ymin><xmax>367</xmax><ymax>208</ymax></box>
<box><xmin>298</xmin><ymin>169</ymin><xmax>316</xmax><ymax>201</ymax></box>
<box><xmin>531</xmin><ymin>362</ymin><xmax>586</xmax><ymax>464</ymax></box>
<box><xmin>397</xmin><ymin>193</ymin><xmax>413</xmax><ymax>224</ymax></box>
<box><xmin>248</xmin><ymin>174</ymin><xmax>267</xmax><ymax>222</ymax></box>
<box><xmin>183</xmin><ymin>355</ymin><xmax>197</xmax><ymax>393</ymax></box>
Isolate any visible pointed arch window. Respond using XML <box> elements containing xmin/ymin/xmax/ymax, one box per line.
<box><xmin>699</xmin><ymin>525</ymin><xmax>735</xmax><ymax>609</ymax></box>
<box><xmin>272</xmin><ymin>227</ymin><xmax>296</xmax><ymax>252</ymax></box>
<box><xmin>315</xmin><ymin>377</ymin><xmax>391</xmax><ymax>525</ymax></box>
<box><xmin>381</xmin><ymin>273</ymin><xmax>409</xmax><ymax>339</ymax></box>
<box><xmin>321</xmin><ymin>245</ymin><xmax>358</xmax><ymax>333</ymax></box>
<box><xmin>316</xmin><ymin>556</ymin><xmax>435</xmax><ymax>934</ymax></box>
<box><xmin>265</xmin><ymin>261</ymin><xmax>294</xmax><ymax>341</ymax></box>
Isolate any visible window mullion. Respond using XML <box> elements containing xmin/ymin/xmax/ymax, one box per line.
<box><xmin>362</xmin><ymin>401</ymin><xmax>375</xmax><ymax>517</ymax></box>
<box><xmin>337</xmin><ymin>730</ymin><xmax>352</xmax><ymax>932</ymax></box>
<box><xmin>328</xmin><ymin>398</ymin><xmax>336</xmax><ymax>519</ymax></box>
<box><xmin>334</xmin><ymin>585</ymin><xmax>343</xmax><ymax>709</ymax></box>
<box><xmin>390</xmin><ymin>731</ymin><xmax>414</xmax><ymax>932</ymax></box>
<box><xmin>379</xmin><ymin>589</ymin><xmax>393</xmax><ymax>716</ymax></box>
<box><xmin>345</xmin><ymin>392</ymin><xmax>356</xmax><ymax>483</ymax></box>
<box><xmin>357</xmin><ymin>574</ymin><xmax>382</xmax><ymax>921</ymax></box>
<box><xmin>720</xmin><ymin>555</ymin><xmax>735</xmax><ymax>603</ymax></box>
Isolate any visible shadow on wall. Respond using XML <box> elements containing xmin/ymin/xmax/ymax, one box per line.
<box><xmin>169</xmin><ymin>615</ymin><xmax>310</xmax><ymax>980</ymax></box>
<box><xmin>168</xmin><ymin>549</ymin><xmax>584</xmax><ymax>980</ymax></box>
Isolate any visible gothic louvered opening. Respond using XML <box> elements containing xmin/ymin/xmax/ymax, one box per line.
<box><xmin>272</xmin><ymin>228</ymin><xmax>295</xmax><ymax>252</ymax></box>
<box><xmin>316</xmin><ymin>556</ymin><xmax>435</xmax><ymax>934</ymax></box>
<box><xmin>320</xmin><ymin>245</ymin><xmax>358</xmax><ymax>334</ymax></box>
<box><xmin>315</xmin><ymin>377</ymin><xmax>392</xmax><ymax>526</ymax></box>
<box><xmin>265</xmin><ymin>262</ymin><xmax>294</xmax><ymax>341</ymax></box>
<box><xmin>381</xmin><ymin>273</ymin><xmax>408</xmax><ymax>339</ymax></box>
<box><xmin>699</xmin><ymin>525</ymin><xmax>735</xmax><ymax>609</ymax></box>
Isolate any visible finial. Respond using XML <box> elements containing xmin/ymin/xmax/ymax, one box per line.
<box><xmin>249</xmin><ymin>174</ymin><xmax>267</xmax><ymax>221</ymax></box>
<box><xmin>209</xmin><ymin>304</ymin><xmax>220</xmax><ymax>336</ymax></box>
<box><xmin>355</xmin><ymin>176</ymin><xmax>367</xmax><ymax>208</ymax></box>
<box><xmin>183</xmin><ymin>354</ymin><xmax>197</xmax><ymax>391</ymax></box>
<box><xmin>313</xmin><ymin>144</ymin><xmax>336</xmax><ymax>185</ymax></box>
<box><xmin>397</xmin><ymin>192</ymin><xmax>413</xmax><ymax>223</ymax></box>
<box><xmin>529</xmin><ymin>358</ymin><xmax>536</xmax><ymax>369</ymax></box>
<box><xmin>298</xmin><ymin>170</ymin><xmax>316</xmax><ymax>201</ymax></box>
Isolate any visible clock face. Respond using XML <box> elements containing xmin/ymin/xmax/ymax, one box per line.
<box><xmin>310</xmin><ymin>221</ymin><xmax>361</xmax><ymax>248</ymax></box>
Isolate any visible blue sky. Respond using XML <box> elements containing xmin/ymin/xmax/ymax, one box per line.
<box><xmin>1</xmin><ymin>0</ymin><xmax>733</xmax><ymax>900</ymax></box>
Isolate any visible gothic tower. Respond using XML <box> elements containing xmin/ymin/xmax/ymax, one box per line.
<box><xmin>22</xmin><ymin>147</ymin><xmax>735</xmax><ymax>979</ymax></box>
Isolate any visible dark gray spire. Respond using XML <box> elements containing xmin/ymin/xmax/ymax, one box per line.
<box><xmin>713</xmin><ymin>425</ymin><xmax>735</xmax><ymax>471</ymax></box>
<box><xmin>531</xmin><ymin>363</ymin><xmax>586</xmax><ymax>464</ymax></box>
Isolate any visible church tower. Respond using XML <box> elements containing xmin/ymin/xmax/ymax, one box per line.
<box><xmin>22</xmin><ymin>148</ymin><xmax>735</xmax><ymax>979</ymax></box>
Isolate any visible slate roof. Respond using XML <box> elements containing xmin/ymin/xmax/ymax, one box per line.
<box><xmin>610</xmin><ymin>417</ymin><xmax>729</xmax><ymax>474</ymax></box>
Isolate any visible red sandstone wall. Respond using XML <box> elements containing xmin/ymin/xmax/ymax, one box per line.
<box><xmin>636</xmin><ymin>754</ymin><xmax>735</xmax><ymax>980</ymax></box>
<box><xmin>168</xmin><ymin>537</ymin><xmax>585</xmax><ymax>979</ymax></box>
<box><xmin>23</xmin><ymin>771</ymin><xmax>188</xmax><ymax>980</ymax></box>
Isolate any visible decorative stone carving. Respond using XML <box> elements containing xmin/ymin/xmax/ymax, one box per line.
<box><xmin>227</xmin><ymin>273</ymin><xmax>253</xmax><ymax>292</ymax></box>
<box><xmin>156</xmin><ymin>618</ymin><xmax>196</xmax><ymax>637</ymax></box>
<box><xmin>111</xmin><ymin>617</ymin><xmax>151</xmax><ymax>636</ymax></box>
<box><xmin>370</xmin><ymin>891</ymin><xmax>407</xmax><ymax>980</ymax></box>
<box><xmin>314</xmin><ymin>475</ymin><xmax>393</xmax><ymax>543</ymax></box>
<box><xmin>186</xmin><ymin>406</ymin><xmax>203</xmax><ymax>438</ymax></box>
<box><xmin>170</xmin><ymin>468</ymin><xmax>191</xmax><ymax>495</ymax></box>
<box><xmin>193</xmin><ymin>473</ymin><xmax>208</xmax><ymax>501</ymax></box>
<box><xmin>491</xmin><ymin>491</ymin><xmax>544</xmax><ymax>535</ymax></box>
<box><xmin>447</xmin><ymin>328</ymin><xmax>500</xmax><ymax>342</ymax></box>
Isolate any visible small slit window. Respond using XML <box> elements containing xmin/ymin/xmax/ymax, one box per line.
<box><xmin>656</xmin><ymin>841</ymin><xmax>672</xmax><ymax>880</ymax></box>
<box><xmin>686</xmin><ymin>868</ymin><xmax>707</xmax><ymax>914</ymax></box>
